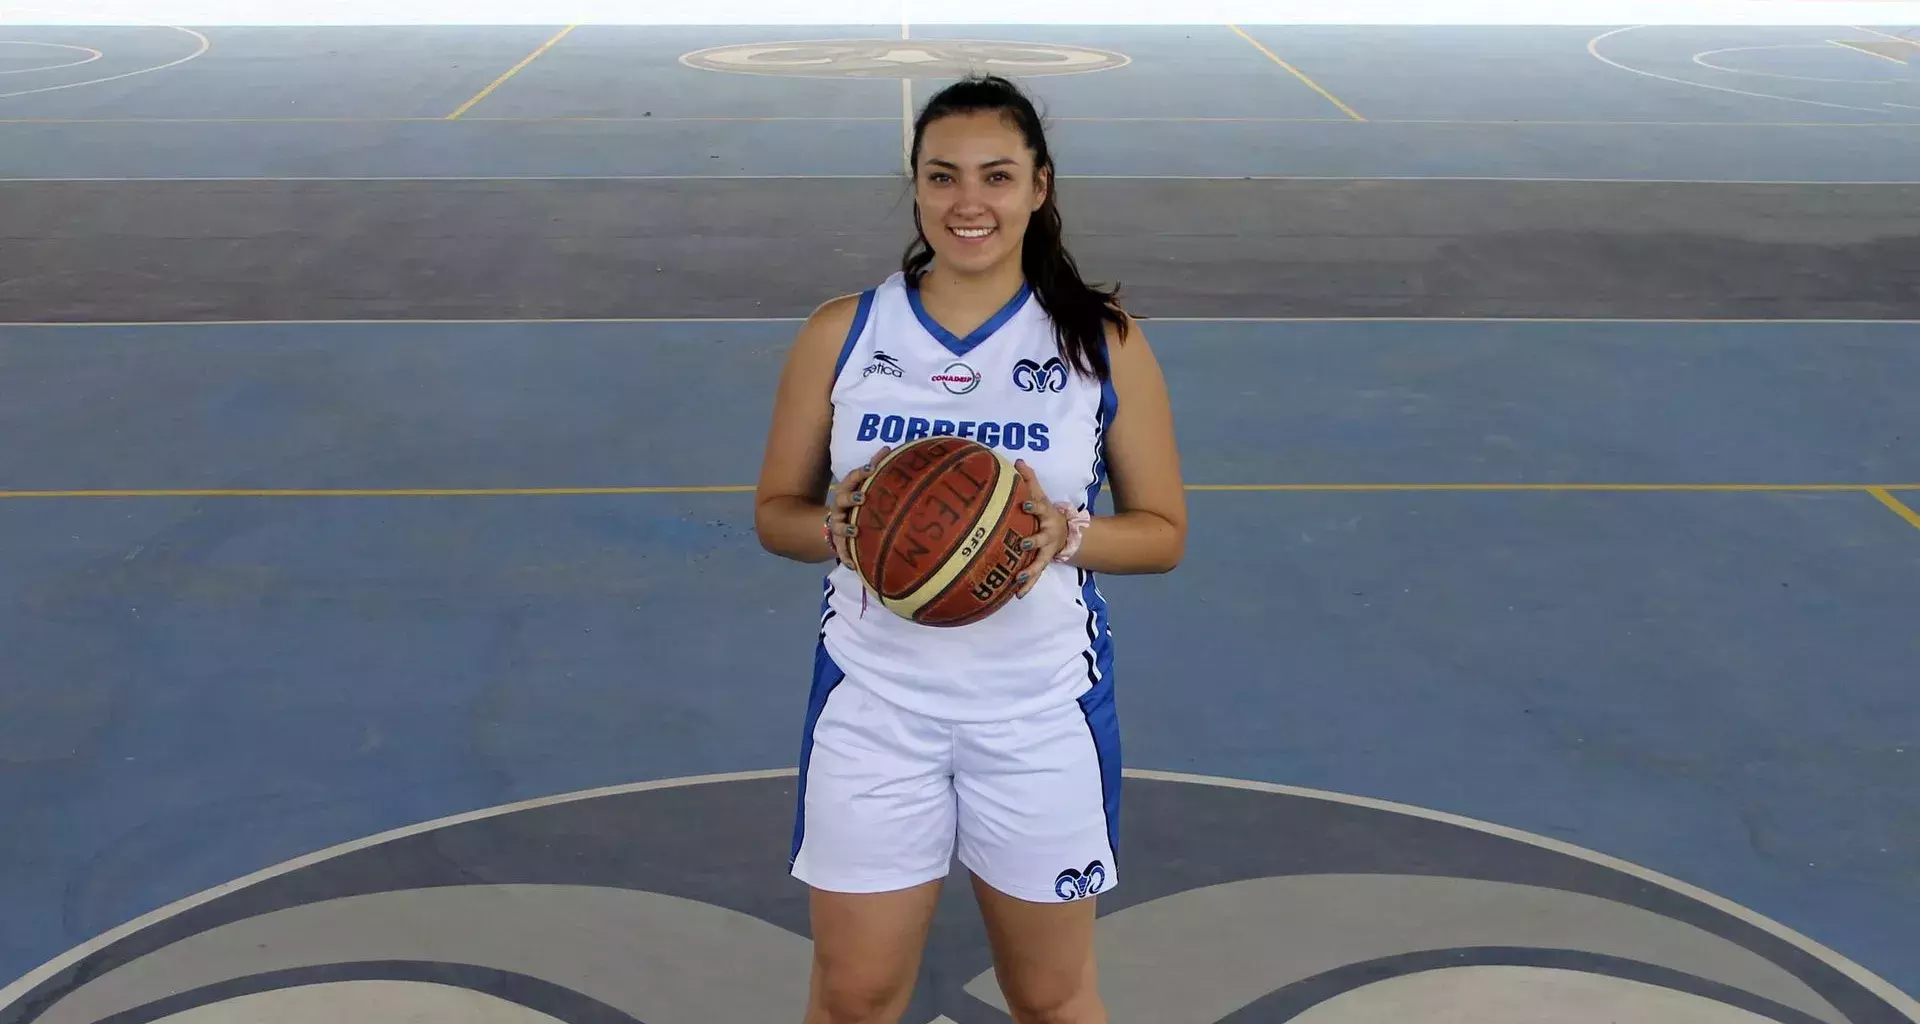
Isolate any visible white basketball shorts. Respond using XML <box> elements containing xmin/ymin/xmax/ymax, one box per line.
<box><xmin>789</xmin><ymin>643</ymin><xmax>1121</xmax><ymax>904</ymax></box>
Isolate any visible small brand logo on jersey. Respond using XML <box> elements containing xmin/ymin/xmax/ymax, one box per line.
<box><xmin>861</xmin><ymin>351</ymin><xmax>904</xmax><ymax>378</ymax></box>
<box><xmin>930</xmin><ymin>361</ymin><xmax>982</xmax><ymax>394</ymax></box>
<box><xmin>1013</xmin><ymin>356</ymin><xmax>1067</xmax><ymax>393</ymax></box>
<box><xmin>1055</xmin><ymin>860</ymin><xmax>1107</xmax><ymax>900</ymax></box>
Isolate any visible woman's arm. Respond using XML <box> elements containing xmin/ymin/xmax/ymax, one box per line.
<box><xmin>1068</xmin><ymin>316</ymin><xmax>1187</xmax><ymax>575</ymax></box>
<box><xmin>1012</xmin><ymin>315</ymin><xmax>1186</xmax><ymax>596</ymax></box>
<box><xmin>753</xmin><ymin>294</ymin><xmax>861</xmax><ymax>564</ymax></box>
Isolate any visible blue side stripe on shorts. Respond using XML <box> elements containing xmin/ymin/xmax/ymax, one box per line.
<box><xmin>1077</xmin><ymin>642</ymin><xmax>1121</xmax><ymax>868</ymax></box>
<box><xmin>791</xmin><ymin>641</ymin><xmax>847</xmax><ymax>867</ymax></box>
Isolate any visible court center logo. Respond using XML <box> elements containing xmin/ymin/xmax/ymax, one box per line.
<box><xmin>679</xmin><ymin>39</ymin><xmax>1130</xmax><ymax>80</ymax></box>
<box><xmin>4</xmin><ymin>771</ymin><xmax>1916</xmax><ymax>1023</ymax></box>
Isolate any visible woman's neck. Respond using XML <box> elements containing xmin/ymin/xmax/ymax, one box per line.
<box><xmin>915</xmin><ymin>258</ymin><xmax>1026</xmax><ymax>336</ymax></box>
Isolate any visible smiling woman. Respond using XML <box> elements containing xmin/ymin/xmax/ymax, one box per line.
<box><xmin>753</xmin><ymin>73</ymin><xmax>1187</xmax><ymax>1024</ymax></box>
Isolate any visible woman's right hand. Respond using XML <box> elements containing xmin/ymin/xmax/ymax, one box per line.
<box><xmin>824</xmin><ymin>446</ymin><xmax>890</xmax><ymax>564</ymax></box>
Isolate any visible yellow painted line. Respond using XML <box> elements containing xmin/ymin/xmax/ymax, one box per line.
<box><xmin>0</xmin><ymin>489</ymin><xmax>756</xmax><ymax>499</ymax></box>
<box><xmin>446</xmin><ymin>25</ymin><xmax>575</xmax><ymax>120</ymax></box>
<box><xmin>1228</xmin><ymin>24</ymin><xmax>1364</xmax><ymax>122</ymax></box>
<box><xmin>1869</xmin><ymin>487</ymin><xmax>1920</xmax><ymax>530</ymax></box>
<box><xmin>3</xmin><ymin>484</ymin><xmax>1915</xmax><ymax>500</ymax></box>
<box><xmin>0</xmin><ymin>115</ymin><xmax>899</xmax><ymax>124</ymax></box>
<box><xmin>1852</xmin><ymin>25</ymin><xmax>1920</xmax><ymax>49</ymax></box>
<box><xmin>1185</xmin><ymin>484</ymin><xmax>1904</xmax><ymax>493</ymax></box>
<box><xmin>1830</xmin><ymin>39</ymin><xmax>1910</xmax><ymax>65</ymax></box>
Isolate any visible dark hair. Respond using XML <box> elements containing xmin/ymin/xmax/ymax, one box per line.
<box><xmin>902</xmin><ymin>74</ymin><xmax>1128</xmax><ymax>381</ymax></box>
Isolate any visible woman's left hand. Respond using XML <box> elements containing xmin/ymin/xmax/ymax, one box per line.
<box><xmin>1013</xmin><ymin>459</ymin><xmax>1069</xmax><ymax>597</ymax></box>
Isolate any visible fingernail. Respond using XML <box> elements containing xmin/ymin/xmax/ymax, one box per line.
<box><xmin>1022</xmin><ymin>501</ymin><xmax>1034</xmax><ymax>512</ymax></box>
<box><xmin>1021</xmin><ymin>538</ymin><xmax>1034</xmax><ymax>550</ymax></box>
<box><xmin>850</xmin><ymin>493</ymin><xmax>863</xmax><ymax>504</ymax></box>
<box><xmin>1017</xmin><ymin>571</ymin><xmax>1029</xmax><ymax>582</ymax></box>
<box><xmin>845</xmin><ymin>525</ymin><xmax>857</xmax><ymax>536</ymax></box>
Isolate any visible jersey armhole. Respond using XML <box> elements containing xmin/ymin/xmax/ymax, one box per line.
<box><xmin>1098</xmin><ymin>322</ymin><xmax>1120</xmax><ymax>434</ymax></box>
<box><xmin>830</xmin><ymin>289</ymin><xmax>877</xmax><ymax>383</ymax></box>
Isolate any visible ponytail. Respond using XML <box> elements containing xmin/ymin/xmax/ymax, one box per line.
<box><xmin>902</xmin><ymin>74</ymin><xmax>1129</xmax><ymax>381</ymax></box>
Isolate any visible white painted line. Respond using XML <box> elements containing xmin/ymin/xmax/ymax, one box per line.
<box><xmin>3</xmin><ymin>115</ymin><xmax>1919</xmax><ymax>126</ymax></box>
<box><xmin>3</xmin><ymin>766</ymin><xmax>1915</xmax><ymax>1022</ymax></box>
<box><xmin>1852</xmin><ymin>24</ymin><xmax>1920</xmax><ymax>46</ymax></box>
<box><xmin>0</xmin><ymin>25</ymin><xmax>207</xmax><ymax>100</ymax></box>
<box><xmin>1829</xmin><ymin>38</ymin><xmax>1913</xmax><ymax>67</ymax></box>
<box><xmin>4</xmin><ymin>173</ymin><xmax>1920</xmax><ymax>184</ymax></box>
<box><xmin>900</xmin><ymin>80</ymin><xmax>913</xmax><ymax>174</ymax></box>
<box><xmin>1692</xmin><ymin>42</ymin><xmax>1901</xmax><ymax>84</ymax></box>
<box><xmin>1125</xmin><ymin>769</ymin><xmax>1920</xmax><ymax>1023</ymax></box>
<box><xmin>0</xmin><ymin>40</ymin><xmax>104</xmax><ymax>76</ymax></box>
<box><xmin>1588</xmin><ymin>25</ymin><xmax>1899</xmax><ymax>116</ymax></box>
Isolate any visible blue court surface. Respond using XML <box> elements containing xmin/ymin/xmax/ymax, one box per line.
<box><xmin>2</xmin><ymin>8</ymin><xmax>1919</xmax><ymax>1024</ymax></box>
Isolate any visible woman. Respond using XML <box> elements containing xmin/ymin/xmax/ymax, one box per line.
<box><xmin>754</xmin><ymin>74</ymin><xmax>1187</xmax><ymax>1024</ymax></box>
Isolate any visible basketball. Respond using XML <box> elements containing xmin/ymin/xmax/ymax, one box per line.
<box><xmin>846</xmin><ymin>435</ymin><xmax>1045</xmax><ymax>627</ymax></box>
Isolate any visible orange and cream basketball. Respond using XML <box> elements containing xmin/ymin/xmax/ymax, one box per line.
<box><xmin>846</xmin><ymin>435</ymin><xmax>1043</xmax><ymax>627</ymax></box>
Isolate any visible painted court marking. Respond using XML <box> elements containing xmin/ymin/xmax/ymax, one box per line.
<box><xmin>1869</xmin><ymin>486</ymin><xmax>1920</xmax><ymax>530</ymax></box>
<box><xmin>0</xmin><ymin>25</ymin><xmax>206</xmax><ymax>100</ymax></box>
<box><xmin>5</xmin><ymin>115</ymin><xmax>1920</xmax><ymax>125</ymax></box>
<box><xmin>1831</xmin><ymin>38</ymin><xmax>1914</xmax><ymax>65</ymax></box>
<box><xmin>8</xmin><ymin>173</ymin><xmax>1920</xmax><ymax>184</ymax></box>
<box><xmin>446</xmin><ymin>24</ymin><xmax>575</xmax><ymax>119</ymax></box>
<box><xmin>0</xmin><ymin>40</ymin><xmax>103</xmax><ymax>76</ymax></box>
<box><xmin>2</xmin><ymin>766</ymin><xmax>1915</xmax><ymax>1020</ymax></box>
<box><xmin>1692</xmin><ymin>42</ymin><xmax>1906</xmax><ymax>83</ymax></box>
<box><xmin>1587</xmin><ymin>25</ymin><xmax>1904</xmax><ymax>115</ymax></box>
<box><xmin>1227</xmin><ymin>24</ymin><xmax>1365</xmax><ymax>122</ymax></box>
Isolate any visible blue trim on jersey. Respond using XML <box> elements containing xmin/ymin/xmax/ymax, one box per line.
<box><xmin>905</xmin><ymin>278</ymin><xmax>1032</xmax><ymax>357</ymax></box>
<box><xmin>791</xmin><ymin>640</ymin><xmax>847</xmax><ymax>867</ymax></box>
<box><xmin>831</xmin><ymin>289</ymin><xmax>877</xmax><ymax>381</ymax></box>
<box><xmin>1085</xmin><ymin>341</ymin><xmax>1121</xmax><ymax>513</ymax></box>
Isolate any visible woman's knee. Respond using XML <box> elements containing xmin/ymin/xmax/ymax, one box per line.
<box><xmin>810</xmin><ymin>957</ymin><xmax>917</xmax><ymax>1024</ymax></box>
<box><xmin>998</xmin><ymin>959</ymin><xmax>1104</xmax><ymax>1024</ymax></box>
<box><xmin>805</xmin><ymin>882</ymin><xmax>941</xmax><ymax>1024</ymax></box>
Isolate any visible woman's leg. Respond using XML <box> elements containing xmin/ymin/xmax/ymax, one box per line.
<box><xmin>804</xmin><ymin>880</ymin><xmax>943</xmax><ymax>1024</ymax></box>
<box><xmin>972</xmin><ymin>874</ymin><xmax>1106</xmax><ymax>1024</ymax></box>
<box><xmin>953</xmin><ymin>687</ymin><xmax>1120</xmax><ymax>1024</ymax></box>
<box><xmin>790</xmin><ymin>658</ymin><xmax>959</xmax><ymax>1023</ymax></box>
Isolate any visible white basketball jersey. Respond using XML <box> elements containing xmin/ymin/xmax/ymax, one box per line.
<box><xmin>819</xmin><ymin>271</ymin><xmax>1117</xmax><ymax>723</ymax></box>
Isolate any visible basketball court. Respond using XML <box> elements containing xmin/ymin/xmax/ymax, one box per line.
<box><xmin>2</xmin><ymin>1</ymin><xmax>1919</xmax><ymax>1021</ymax></box>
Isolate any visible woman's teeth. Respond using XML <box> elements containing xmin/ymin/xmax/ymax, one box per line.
<box><xmin>951</xmin><ymin>226</ymin><xmax>994</xmax><ymax>239</ymax></box>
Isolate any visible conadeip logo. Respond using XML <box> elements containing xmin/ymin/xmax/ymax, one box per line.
<box><xmin>930</xmin><ymin>361</ymin><xmax>981</xmax><ymax>395</ymax></box>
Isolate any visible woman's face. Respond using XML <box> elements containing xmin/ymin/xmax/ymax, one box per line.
<box><xmin>913</xmin><ymin>109</ymin><xmax>1049</xmax><ymax>277</ymax></box>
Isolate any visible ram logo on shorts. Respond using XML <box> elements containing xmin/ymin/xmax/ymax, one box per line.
<box><xmin>1055</xmin><ymin>860</ymin><xmax>1107</xmax><ymax>900</ymax></box>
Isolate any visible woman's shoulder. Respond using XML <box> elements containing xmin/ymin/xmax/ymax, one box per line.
<box><xmin>807</xmin><ymin>273</ymin><xmax>904</xmax><ymax>326</ymax></box>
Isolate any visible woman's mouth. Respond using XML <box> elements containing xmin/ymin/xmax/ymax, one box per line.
<box><xmin>949</xmin><ymin>225</ymin><xmax>995</xmax><ymax>243</ymax></box>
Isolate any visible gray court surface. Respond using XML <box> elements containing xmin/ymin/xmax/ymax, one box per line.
<box><xmin>1</xmin><ymin>17</ymin><xmax>1918</xmax><ymax>1024</ymax></box>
